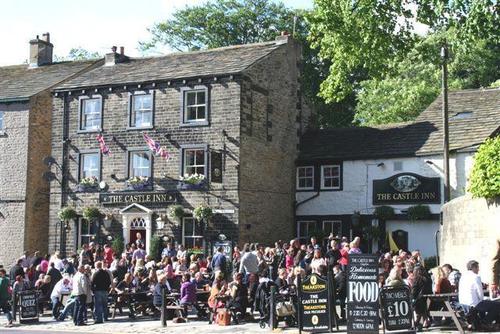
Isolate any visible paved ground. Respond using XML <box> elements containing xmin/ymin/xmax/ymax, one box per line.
<box><xmin>0</xmin><ymin>315</ymin><xmax>481</xmax><ymax>334</ymax></box>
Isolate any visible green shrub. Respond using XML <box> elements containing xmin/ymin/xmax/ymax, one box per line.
<box><xmin>149</xmin><ymin>235</ymin><xmax>162</xmax><ymax>261</ymax></box>
<box><xmin>167</xmin><ymin>205</ymin><xmax>185</xmax><ymax>221</ymax></box>
<box><xmin>374</xmin><ymin>206</ymin><xmax>395</xmax><ymax>220</ymax></box>
<box><xmin>407</xmin><ymin>205</ymin><xmax>431</xmax><ymax>221</ymax></box>
<box><xmin>111</xmin><ymin>234</ymin><xmax>124</xmax><ymax>256</ymax></box>
<box><xmin>193</xmin><ymin>205</ymin><xmax>214</xmax><ymax>221</ymax></box>
<box><xmin>468</xmin><ymin>137</ymin><xmax>500</xmax><ymax>199</ymax></box>
<box><xmin>83</xmin><ymin>207</ymin><xmax>101</xmax><ymax>221</ymax></box>
<box><xmin>58</xmin><ymin>207</ymin><xmax>77</xmax><ymax>221</ymax></box>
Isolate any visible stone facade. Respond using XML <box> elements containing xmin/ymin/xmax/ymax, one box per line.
<box><xmin>48</xmin><ymin>37</ymin><xmax>310</xmax><ymax>255</ymax></box>
<box><xmin>0</xmin><ymin>91</ymin><xmax>52</xmax><ymax>267</ymax></box>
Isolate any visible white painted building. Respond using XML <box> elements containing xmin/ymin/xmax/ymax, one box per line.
<box><xmin>295</xmin><ymin>88</ymin><xmax>499</xmax><ymax>259</ymax></box>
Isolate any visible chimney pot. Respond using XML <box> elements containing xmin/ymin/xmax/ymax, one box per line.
<box><xmin>29</xmin><ymin>32</ymin><xmax>53</xmax><ymax>68</ymax></box>
<box><xmin>120</xmin><ymin>46</ymin><xmax>124</xmax><ymax>55</ymax></box>
<box><xmin>111</xmin><ymin>46</ymin><xmax>117</xmax><ymax>53</ymax></box>
<box><xmin>42</xmin><ymin>33</ymin><xmax>50</xmax><ymax>43</ymax></box>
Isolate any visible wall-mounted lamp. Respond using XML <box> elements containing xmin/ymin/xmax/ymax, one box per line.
<box><xmin>156</xmin><ymin>215</ymin><xmax>165</xmax><ymax>229</ymax></box>
<box><xmin>377</xmin><ymin>162</ymin><xmax>385</xmax><ymax>167</ymax></box>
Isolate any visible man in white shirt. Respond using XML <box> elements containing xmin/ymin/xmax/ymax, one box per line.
<box><xmin>50</xmin><ymin>277</ymin><xmax>72</xmax><ymax>319</ymax></box>
<box><xmin>459</xmin><ymin>260</ymin><xmax>500</xmax><ymax>326</ymax></box>
<box><xmin>72</xmin><ymin>265</ymin><xmax>90</xmax><ymax>326</ymax></box>
<box><xmin>239</xmin><ymin>245</ymin><xmax>259</xmax><ymax>283</ymax></box>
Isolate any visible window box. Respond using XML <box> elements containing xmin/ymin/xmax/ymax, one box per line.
<box><xmin>126</xmin><ymin>176</ymin><xmax>152</xmax><ymax>191</ymax></box>
<box><xmin>177</xmin><ymin>179</ymin><xmax>207</xmax><ymax>191</ymax></box>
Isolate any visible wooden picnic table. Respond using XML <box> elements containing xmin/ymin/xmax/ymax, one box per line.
<box><xmin>423</xmin><ymin>292</ymin><xmax>464</xmax><ymax>334</ymax></box>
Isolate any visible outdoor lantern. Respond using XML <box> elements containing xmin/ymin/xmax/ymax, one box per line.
<box><xmin>156</xmin><ymin>215</ymin><xmax>165</xmax><ymax>229</ymax></box>
<box><xmin>103</xmin><ymin>214</ymin><xmax>113</xmax><ymax>229</ymax></box>
<box><xmin>351</xmin><ymin>211</ymin><xmax>361</xmax><ymax>227</ymax></box>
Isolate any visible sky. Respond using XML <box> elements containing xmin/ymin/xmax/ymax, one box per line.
<box><xmin>0</xmin><ymin>0</ymin><xmax>313</xmax><ymax>66</ymax></box>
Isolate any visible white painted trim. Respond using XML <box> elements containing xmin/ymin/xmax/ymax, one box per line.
<box><xmin>296</xmin><ymin>166</ymin><xmax>314</xmax><ymax>190</ymax></box>
<box><xmin>320</xmin><ymin>165</ymin><xmax>341</xmax><ymax>190</ymax></box>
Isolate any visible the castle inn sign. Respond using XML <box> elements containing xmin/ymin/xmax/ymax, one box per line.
<box><xmin>373</xmin><ymin>173</ymin><xmax>440</xmax><ymax>205</ymax></box>
<box><xmin>99</xmin><ymin>192</ymin><xmax>176</xmax><ymax>206</ymax></box>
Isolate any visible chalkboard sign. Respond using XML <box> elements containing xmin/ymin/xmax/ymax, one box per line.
<box><xmin>18</xmin><ymin>290</ymin><xmax>39</xmax><ymax>322</ymax></box>
<box><xmin>347</xmin><ymin>254</ymin><xmax>379</xmax><ymax>333</ymax></box>
<box><xmin>299</xmin><ymin>273</ymin><xmax>332</xmax><ymax>333</ymax></box>
<box><xmin>380</xmin><ymin>286</ymin><xmax>414</xmax><ymax>331</ymax></box>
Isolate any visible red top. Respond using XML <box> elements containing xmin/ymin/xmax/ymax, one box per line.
<box><xmin>339</xmin><ymin>248</ymin><xmax>349</xmax><ymax>266</ymax></box>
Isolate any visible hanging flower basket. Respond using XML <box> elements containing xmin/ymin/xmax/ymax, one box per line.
<box><xmin>77</xmin><ymin>176</ymin><xmax>99</xmax><ymax>192</ymax></box>
<box><xmin>178</xmin><ymin>174</ymin><xmax>207</xmax><ymax>190</ymax></box>
<box><xmin>373</xmin><ymin>206</ymin><xmax>395</xmax><ymax>221</ymax></box>
<box><xmin>83</xmin><ymin>206</ymin><xmax>101</xmax><ymax>222</ymax></box>
<box><xmin>193</xmin><ymin>205</ymin><xmax>214</xmax><ymax>222</ymax></box>
<box><xmin>407</xmin><ymin>205</ymin><xmax>431</xmax><ymax>221</ymax></box>
<box><xmin>58</xmin><ymin>207</ymin><xmax>77</xmax><ymax>222</ymax></box>
<box><xmin>167</xmin><ymin>205</ymin><xmax>185</xmax><ymax>221</ymax></box>
<box><xmin>126</xmin><ymin>176</ymin><xmax>150</xmax><ymax>190</ymax></box>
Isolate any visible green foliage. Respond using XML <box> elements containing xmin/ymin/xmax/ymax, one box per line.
<box><xmin>167</xmin><ymin>205</ymin><xmax>185</xmax><ymax>221</ymax></box>
<box><xmin>407</xmin><ymin>205</ymin><xmax>431</xmax><ymax>221</ymax></box>
<box><xmin>149</xmin><ymin>235</ymin><xmax>162</xmax><ymax>261</ymax></box>
<box><xmin>363</xmin><ymin>225</ymin><xmax>383</xmax><ymax>241</ymax></box>
<box><xmin>54</xmin><ymin>47</ymin><xmax>101</xmax><ymax>61</ymax></box>
<box><xmin>58</xmin><ymin>207</ymin><xmax>77</xmax><ymax>221</ymax></box>
<box><xmin>193</xmin><ymin>205</ymin><xmax>214</xmax><ymax>221</ymax></box>
<box><xmin>82</xmin><ymin>207</ymin><xmax>101</xmax><ymax>221</ymax></box>
<box><xmin>468</xmin><ymin>137</ymin><xmax>500</xmax><ymax>198</ymax></box>
<box><xmin>374</xmin><ymin>206</ymin><xmax>395</xmax><ymax>221</ymax></box>
<box><xmin>111</xmin><ymin>234</ymin><xmax>124</xmax><ymax>256</ymax></box>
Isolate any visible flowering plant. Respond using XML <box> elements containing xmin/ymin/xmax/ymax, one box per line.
<box><xmin>127</xmin><ymin>176</ymin><xmax>149</xmax><ymax>185</ymax></box>
<box><xmin>180</xmin><ymin>173</ymin><xmax>205</xmax><ymax>185</ymax></box>
<box><xmin>79</xmin><ymin>176</ymin><xmax>98</xmax><ymax>187</ymax></box>
<box><xmin>193</xmin><ymin>205</ymin><xmax>213</xmax><ymax>221</ymax></box>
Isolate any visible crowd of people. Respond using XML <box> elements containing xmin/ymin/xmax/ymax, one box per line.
<box><xmin>1</xmin><ymin>232</ymin><xmax>500</xmax><ymax>331</ymax></box>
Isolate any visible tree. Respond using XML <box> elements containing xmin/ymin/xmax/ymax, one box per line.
<box><xmin>468</xmin><ymin>137</ymin><xmax>500</xmax><ymax>199</ymax></box>
<box><xmin>55</xmin><ymin>47</ymin><xmax>101</xmax><ymax>61</ymax></box>
<box><xmin>308</xmin><ymin>0</ymin><xmax>499</xmax><ymax>122</ymax></box>
<box><xmin>354</xmin><ymin>30</ymin><xmax>499</xmax><ymax>125</ymax></box>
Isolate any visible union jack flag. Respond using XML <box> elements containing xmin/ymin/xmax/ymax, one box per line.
<box><xmin>96</xmin><ymin>134</ymin><xmax>110</xmax><ymax>156</ymax></box>
<box><xmin>143</xmin><ymin>133</ymin><xmax>170</xmax><ymax>160</ymax></box>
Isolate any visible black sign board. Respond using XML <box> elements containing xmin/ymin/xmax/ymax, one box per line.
<box><xmin>99</xmin><ymin>192</ymin><xmax>176</xmax><ymax>206</ymax></box>
<box><xmin>299</xmin><ymin>273</ymin><xmax>332</xmax><ymax>333</ymax></box>
<box><xmin>347</xmin><ymin>254</ymin><xmax>379</xmax><ymax>333</ymax></box>
<box><xmin>19</xmin><ymin>290</ymin><xmax>39</xmax><ymax>322</ymax></box>
<box><xmin>210</xmin><ymin>151</ymin><xmax>223</xmax><ymax>183</ymax></box>
<box><xmin>373</xmin><ymin>173</ymin><xmax>440</xmax><ymax>205</ymax></box>
<box><xmin>380</xmin><ymin>286</ymin><xmax>414</xmax><ymax>332</ymax></box>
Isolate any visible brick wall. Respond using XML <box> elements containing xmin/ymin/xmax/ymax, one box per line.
<box><xmin>49</xmin><ymin>79</ymin><xmax>241</xmax><ymax>253</ymax></box>
<box><xmin>238</xmin><ymin>37</ymin><xmax>307</xmax><ymax>245</ymax></box>
<box><xmin>0</xmin><ymin>102</ymin><xmax>30</xmax><ymax>266</ymax></box>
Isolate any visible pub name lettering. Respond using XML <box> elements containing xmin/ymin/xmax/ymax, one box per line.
<box><xmin>376</xmin><ymin>192</ymin><xmax>437</xmax><ymax>201</ymax></box>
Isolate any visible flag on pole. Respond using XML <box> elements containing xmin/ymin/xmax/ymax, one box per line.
<box><xmin>387</xmin><ymin>232</ymin><xmax>399</xmax><ymax>252</ymax></box>
<box><xmin>143</xmin><ymin>132</ymin><xmax>170</xmax><ymax>160</ymax></box>
<box><xmin>96</xmin><ymin>134</ymin><xmax>110</xmax><ymax>156</ymax></box>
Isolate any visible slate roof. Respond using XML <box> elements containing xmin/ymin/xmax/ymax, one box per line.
<box><xmin>299</xmin><ymin>88</ymin><xmax>500</xmax><ymax>161</ymax></box>
<box><xmin>0</xmin><ymin>60</ymin><xmax>98</xmax><ymax>101</ymax></box>
<box><xmin>54</xmin><ymin>41</ymin><xmax>283</xmax><ymax>91</ymax></box>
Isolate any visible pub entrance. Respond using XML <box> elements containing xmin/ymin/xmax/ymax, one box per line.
<box><xmin>119</xmin><ymin>203</ymin><xmax>153</xmax><ymax>254</ymax></box>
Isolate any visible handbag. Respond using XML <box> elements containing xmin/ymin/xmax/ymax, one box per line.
<box><xmin>276</xmin><ymin>301</ymin><xmax>295</xmax><ymax>317</ymax></box>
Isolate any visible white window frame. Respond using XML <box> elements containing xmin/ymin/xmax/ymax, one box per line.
<box><xmin>128</xmin><ymin>150</ymin><xmax>152</xmax><ymax>178</ymax></box>
<box><xmin>183</xmin><ymin>148</ymin><xmax>206</xmax><ymax>177</ymax></box>
<box><xmin>182</xmin><ymin>217</ymin><xmax>204</xmax><ymax>249</ymax></box>
<box><xmin>129</xmin><ymin>92</ymin><xmax>154</xmax><ymax>128</ymax></box>
<box><xmin>79</xmin><ymin>152</ymin><xmax>100</xmax><ymax>181</ymax></box>
<box><xmin>79</xmin><ymin>96</ymin><xmax>102</xmax><ymax>131</ymax></box>
<box><xmin>321</xmin><ymin>165</ymin><xmax>341</xmax><ymax>190</ymax></box>
<box><xmin>322</xmin><ymin>220</ymin><xmax>342</xmax><ymax>236</ymax></box>
<box><xmin>297</xmin><ymin>220</ymin><xmax>316</xmax><ymax>240</ymax></box>
<box><xmin>296</xmin><ymin>166</ymin><xmax>314</xmax><ymax>190</ymax></box>
<box><xmin>78</xmin><ymin>217</ymin><xmax>96</xmax><ymax>249</ymax></box>
<box><xmin>181</xmin><ymin>86</ymin><xmax>208</xmax><ymax>125</ymax></box>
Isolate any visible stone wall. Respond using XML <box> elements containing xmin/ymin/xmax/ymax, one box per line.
<box><xmin>440</xmin><ymin>194</ymin><xmax>500</xmax><ymax>284</ymax></box>
<box><xmin>238</xmin><ymin>37</ymin><xmax>305</xmax><ymax>245</ymax></box>
<box><xmin>0</xmin><ymin>102</ymin><xmax>30</xmax><ymax>267</ymax></box>
<box><xmin>49</xmin><ymin>78</ymin><xmax>241</xmax><ymax>254</ymax></box>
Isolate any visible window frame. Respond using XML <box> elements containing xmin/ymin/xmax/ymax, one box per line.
<box><xmin>296</xmin><ymin>166</ymin><xmax>314</xmax><ymax>190</ymax></box>
<box><xmin>320</xmin><ymin>164</ymin><xmax>341</xmax><ymax>190</ymax></box>
<box><xmin>127</xmin><ymin>91</ymin><xmax>155</xmax><ymax>130</ymax></box>
<box><xmin>78</xmin><ymin>95</ymin><xmax>103</xmax><ymax>132</ymax></box>
<box><xmin>77</xmin><ymin>217</ymin><xmax>96</xmax><ymax>249</ymax></box>
<box><xmin>182</xmin><ymin>217</ymin><xmax>205</xmax><ymax>249</ymax></box>
<box><xmin>180</xmin><ymin>144</ymin><xmax>208</xmax><ymax>178</ymax></box>
<box><xmin>297</xmin><ymin>220</ymin><xmax>317</xmax><ymax>240</ymax></box>
<box><xmin>322</xmin><ymin>220</ymin><xmax>342</xmax><ymax>236</ymax></box>
<box><xmin>180</xmin><ymin>86</ymin><xmax>209</xmax><ymax>126</ymax></box>
<box><xmin>78</xmin><ymin>151</ymin><xmax>101</xmax><ymax>182</ymax></box>
<box><xmin>127</xmin><ymin>148</ymin><xmax>153</xmax><ymax>179</ymax></box>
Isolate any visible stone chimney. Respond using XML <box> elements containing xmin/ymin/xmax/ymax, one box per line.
<box><xmin>105</xmin><ymin>46</ymin><xmax>128</xmax><ymax>66</ymax></box>
<box><xmin>29</xmin><ymin>33</ymin><xmax>53</xmax><ymax>67</ymax></box>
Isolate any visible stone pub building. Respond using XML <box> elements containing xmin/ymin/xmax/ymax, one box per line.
<box><xmin>48</xmin><ymin>35</ymin><xmax>311</xmax><ymax>255</ymax></box>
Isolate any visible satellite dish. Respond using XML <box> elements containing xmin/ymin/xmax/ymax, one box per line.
<box><xmin>99</xmin><ymin>181</ymin><xmax>107</xmax><ymax>190</ymax></box>
<box><xmin>43</xmin><ymin>156</ymin><xmax>56</xmax><ymax>167</ymax></box>
<box><xmin>42</xmin><ymin>171</ymin><xmax>56</xmax><ymax>182</ymax></box>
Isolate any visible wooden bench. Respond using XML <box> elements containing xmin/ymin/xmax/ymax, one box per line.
<box><xmin>423</xmin><ymin>293</ymin><xmax>465</xmax><ymax>334</ymax></box>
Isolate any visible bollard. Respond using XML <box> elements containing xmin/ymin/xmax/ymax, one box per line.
<box><xmin>161</xmin><ymin>286</ymin><xmax>167</xmax><ymax>327</ymax></box>
<box><xmin>269</xmin><ymin>285</ymin><xmax>276</xmax><ymax>329</ymax></box>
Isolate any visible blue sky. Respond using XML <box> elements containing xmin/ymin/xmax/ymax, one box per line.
<box><xmin>0</xmin><ymin>0</ymin><xmax>313</xmax><ymax>65</ymax></box>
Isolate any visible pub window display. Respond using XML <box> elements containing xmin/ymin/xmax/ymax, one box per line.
<box><xmin>79</xmin><ymin>96</ymin><xmax>102</xmax><ymax>131</ymax></box>
<box><xmin>321</xmin><ymin>165</ymin><xmax>340</xmax><ymax>189</ymax></box>
<box><xmin>296</xmin><ymin>166</ymin><xmax>314</xmax><ymax>190</ymax></box>
<box><xmin>129</xmin><ymin>93</ymin><xmax>153</xmax><ymax>128</ymax></box>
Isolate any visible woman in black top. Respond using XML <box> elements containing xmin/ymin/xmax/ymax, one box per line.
<box><xmin>411</xmin><ymin>265</ymin><xmax>433</xmax><ymax>328</ymax></box>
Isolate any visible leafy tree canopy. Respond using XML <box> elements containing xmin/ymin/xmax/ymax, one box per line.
<box><xmin>55</xmin><ymin>47</ymin><xmax>101</xmax><ymax>61</ymax></box>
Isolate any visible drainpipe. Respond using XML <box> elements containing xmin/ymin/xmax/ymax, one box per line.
<box><xmin>61</xmin><ymin>93</ymin><xmax>69</xmax><ymax>207</ymax></box>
